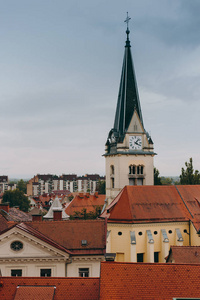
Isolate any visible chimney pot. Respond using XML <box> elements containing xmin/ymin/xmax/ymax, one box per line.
<box><xmin>32</xmin><ymin>214</ymin><xmax>42</xmax><ymax>222</ymax></box>
<box><xmin>0</xmin><ymin>203</ymin><xmax>9</xmax><ymax>213</ymax></box>
<box><xmin>53</xmin><ymin>209</ymin><xmax>62</xmax><ymax>221</ymax></box>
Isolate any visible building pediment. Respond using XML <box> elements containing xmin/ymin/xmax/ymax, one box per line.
<box><xmin>0</xmin><ymin>226</ymin><xmax>70</xmax><ymax>262</ymax></box>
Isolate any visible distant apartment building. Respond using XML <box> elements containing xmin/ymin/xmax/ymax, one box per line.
<box><xmin>0</xmin><ymin>176</ymin><xmax>8</xmax><ymax>193</ymax></box>
<box><xmin>0</xmin><ymin>176</ymin><xmax>16</xmax><ymax>193</ymax></box>
<box><xmin>27</xmin><ymin>174</ymin><xmax>105</xmax><ymax>196</ymax></box>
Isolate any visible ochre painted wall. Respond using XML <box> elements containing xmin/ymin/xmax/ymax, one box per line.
<box><xmin>107</xmin><ymin>222</ymin><xmax>190</xmax><ymax>263</ymax></box>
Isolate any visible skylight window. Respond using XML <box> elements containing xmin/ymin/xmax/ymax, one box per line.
<box><xmin>81</xmin><ymin>240</ymin><xmax>87</xmax><ymax>246</ymax></box>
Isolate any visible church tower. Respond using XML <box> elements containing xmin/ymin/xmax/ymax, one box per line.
<box><xmin>104</xmin><ymin>15</ymin><xmax>155</xmax><ymax>203</ymax></box>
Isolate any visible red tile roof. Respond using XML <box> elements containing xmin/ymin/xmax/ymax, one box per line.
<box><xmin>25</xmin><ymin>219</ymin><xmax>106</xmax><ymax>255</ymax></box>
<box><xmin>0</xmin><ymin>277</ymin><xmax>99</xmax><ymax>300</ymax></box>
<box><xmin>176</xmin><ymin>185</ymin><xmax>200</xmax><ymax>225</ymax></box>
<box><xmin>0</xmin><ymin>214</ymin><xmax>15</xmax><ymax>233</ymax></box>
<box><xmin>99</xmin><ymin>262</ymin><xmax>200</xmax><ymax>300</ymax></box>
<box><xmin>15</xmin><ymin>223</ymin><xmax>72</xmax><ymax>254</ymax></box>
<box><xmin>14</xmin><ymin>286</ymin><xmax>55</xmax><ymax>300</ymax></box>
<box><xmin>166</xmin><ymin>246</ymin><xmax>200</xmax><ymax>263</ymax></box>
<box><xmin>7</xmin><ymin>207</ymin><xmax>32</xmax><ymax>222</ymax></box>
<box><xmin>65</xmin><ymin>193</ymin><xmax>105</xmax><ymax>216</ymax></box>
<box><xmin>101</xmin><ymin>185</ymin><xmax>192</xmax><ymax>223</ymax></box>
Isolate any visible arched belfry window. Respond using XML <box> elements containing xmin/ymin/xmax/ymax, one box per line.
<box><xmin>129</xmin><ymin>165</ymin><xmax>136</xmax><ymax>175</ymax></box>
<box><xmin>110</xmin><ymin>165</ymin><xmax>114</xmax><ymax>175</ymax></box>
<box><xmin>137</xmin><ymin>165</ymin><xmax>144</xmax><ymax>175</ymax></box>
<box><xmin>110</xmin><ymin>165</ymin><xmax>115</xmax><ymax>189</ymax></box>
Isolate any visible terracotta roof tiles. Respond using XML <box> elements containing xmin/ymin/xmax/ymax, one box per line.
<box><xmin>25</xmin><ymin>219</ymin><xmax>106</xmax><ymax>255</ymax></box>
<box><xmin>0</xmin><ymin>277</ymin><xmax>99</xmax><ymax>300</ymax></box>
<box><xmin>166</xmin><ymin>246</ymin><xmax>200</xmax><ymax>264</ymax></box>
<box><xmin>176</xmin><ymin>185</ymin><xmax>200</xmax><ymax>221</ymax></box>
<box><xmin>101</xmin><ymin>185</ymin><xmax>194</xmax><ymax>223</ymax></box>
<box><xmin>14</xmin><ymin>286</ymin><xmax>55</xmax><ymax>300</ymax></box>
<box><xmin>99</xmin><ymin>262</ymin><xmax>200</xmax><ymax>300</ymax></box>
<box><xmin>65</xmin><ymin>193</ymin><xmax>105</xmax><ymax>216</ymax></box>
<box><xmin>0</xmin><ymin>214</ymin><xmax>15</xmax><ymax>233</ymax></box>
<box><xmin>7</xmin><ymin>207</ymin><xmax>32</xmax><ymax>222</ymax></box>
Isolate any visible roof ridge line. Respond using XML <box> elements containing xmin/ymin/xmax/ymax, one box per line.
<box><xmin>175</xmin><ymin>185</ymin><xmax>194</xmax><ymax>219</ymax></box>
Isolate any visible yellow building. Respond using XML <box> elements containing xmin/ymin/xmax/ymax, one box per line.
<box><xmin>100</xmin><ymin>185</ymin><xmax>200</xmax><ymax>263</ymax></box>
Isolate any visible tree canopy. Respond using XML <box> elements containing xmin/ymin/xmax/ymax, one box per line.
<box><xmin>2</xmin><ymin>189</ymin><xmax>30</xmax><ymax>212</ymax></box>
<box><xmin>96</xmin><ymin>180</ymin><xmax>106</xmax><ymax>194</ymax></box>
<box><xmin>69</xmin><ymin>206</ymin><xmax>103</xmax><ymax>220</ymax></box>
<box><xmin>154</xmin><ymin>168</ymin><xmax>162</xmax><ymax>185</ymax></box>
<box><xmin>17</xmin><ymin>179</ymin><xmax>27</xmax><ymax>194</ymax></box>
<box><xmin>180</xmin><ymin>158</ymin><xmax>200</xmax><ymax>185</ymax></box>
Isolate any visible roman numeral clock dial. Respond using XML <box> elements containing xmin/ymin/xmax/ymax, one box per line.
<box><xmin>129</xmin><ymin>136</ymin><xmax>142</xmax><ymax>150</ymax></box>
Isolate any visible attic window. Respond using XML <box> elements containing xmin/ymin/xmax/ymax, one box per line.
<box><xmin>11</xmin><ymin>241</ymin><xmax>23</xmax><ymax>251</ymax></box>
<box><xmin>168</xmin><ymin>230</ymin><xmax>172</xmax><ymax>234</ymax></box>
<box><xmin>81</xmin><ymin>240</ymin><xmax>87</xmax><ymax>246</ymax></box>
<box><xmin>118</xmin><ymin>231</ymin><xmax>122</xmax><ymax>236</ymax></box>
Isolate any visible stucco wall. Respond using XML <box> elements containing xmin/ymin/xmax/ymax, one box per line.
<box><xmin>107</xmin><ymin>222</ymin><xmax>190</xmax><ymax>263</ymax></box>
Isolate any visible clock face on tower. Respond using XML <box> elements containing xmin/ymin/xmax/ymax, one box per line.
<box><xmin>129</xmin><ymin>135</ymin><xmax>142</xmax><ymax>150</ymax></box>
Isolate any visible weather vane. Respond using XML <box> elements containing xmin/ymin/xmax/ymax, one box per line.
<box><xmin>124</xmin><ymin>12</ymin><xmax>131</xmax><ymax>30</ymax></box>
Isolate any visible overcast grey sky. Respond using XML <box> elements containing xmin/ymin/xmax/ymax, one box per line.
<box><xmin>0</xmin><ymin>0</ymin><xmax>200</xmax><ymax>178</ymax></box>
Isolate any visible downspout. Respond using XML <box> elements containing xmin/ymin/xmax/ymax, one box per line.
<box><xmin>65</xmin><ymin>258</ymin><xmax>72</xmax><ymax>277</ymax></box>
<box><xmin>189</xmin><ymin>219</ymin><xmax>191</xmax><ymax>246</ymax></box>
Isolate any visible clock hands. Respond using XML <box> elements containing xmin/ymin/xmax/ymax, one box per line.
<box><xmin>134</xmin><ymin>138</ymin><xmax>141</xmax><ymax>146</ymax></box>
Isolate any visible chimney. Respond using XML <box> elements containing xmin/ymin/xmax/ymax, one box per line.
<box><xmin>85</xmin><ymin>192</ymin><xmax>90</xmax><ymax>198</ymax></box>
<box><xmin>53</xmin><ymin>208</ymin><xmax>62</xmax><ymax>221</ymax></box>
<box><xmin>79</xmin><ymin>193</ymin><xmax>84</xmax><ymax>198</ymax></box>
<box><xmin>32</xmin><ymin>214</ymin><xmax>42</xmax><ymax>222</ymax></box>
<box><xmin>94</xmin><ymin>191</ymin><xmax>98</xmax><ymax>198</ymax></box>
<box><xmin>0</xmin><ymin>203</ymin><xmax>9</xmax><ymax>213</ymax></box>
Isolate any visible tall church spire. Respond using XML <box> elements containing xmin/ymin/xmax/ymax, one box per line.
<box><xmin>104</xmin><ymin>14</ymin><xmax>155</xmax><ymax>203</ymax></box>
<box><xmin>113</xmin><ymin>13</ymin><xmax>143</xmax><ymax>141</ymax></box>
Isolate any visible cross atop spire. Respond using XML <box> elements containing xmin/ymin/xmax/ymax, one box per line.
<box><xmin>124</xmin><ymin>12</ymin><xmax>131</xmax><ymax>47</ymax></box>
<box><xmin>124</xmin><ymin>12</ymin><xmax>131</xmax><ymax>30</ymax></box>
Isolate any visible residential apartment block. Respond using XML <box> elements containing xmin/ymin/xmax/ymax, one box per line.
<box><xmin>27</xmin><ymin>174</ymin><xmax>105</xmax><ymax>196</ymax></box>
<box><xmin>0</xmin><ymin>176</ymin><xmax>16</xmax><ymax>193</ymax></box>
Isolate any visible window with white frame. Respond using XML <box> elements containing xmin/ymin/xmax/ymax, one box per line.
<box><xmin>79</xmin><ymin>268</ymin><xmax>89</xmax><ymax>277</ymax></box>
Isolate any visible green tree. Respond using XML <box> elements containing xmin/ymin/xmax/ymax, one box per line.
<box><xmin>96</xmin><ymin>180</ymin><xmax>106</xmax><ymax>194</ymax></box>
<box><xmin>17</xmin><ymin>179</ymin><xmax>28</xmax><ymax>194</ymax></box>
<box><xmin>2</xmin><ymin>189</ymin><xmax>30</xmax><ymax>212</ymax></box>
<box><xmin>69</xmin><ymin>206</ymin><xmax>103</xmax><ymax>220</ymax></box>
<box><xmin>161</xmin><ymin>177</ymin><xmax>173</xmax><ymax>185</ymax></box>
<box><xmin>154</xmin><ymin>168</ymin><xmax>162</xmax><ymax>185</ymax></box>
<box><xmin>68</xmin><ymin>194</ymin><xmax>74</xmax><ymax>202</ymax></box>
<box><xmin>180</xmin><ymin>158</ymin><xmax>200</xmax><ymax>185</ymax></box>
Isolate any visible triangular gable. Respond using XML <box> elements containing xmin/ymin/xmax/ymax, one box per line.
<box><xmin>103</xmin><ymin>187</ymin><xmax>133</xmax><ymax>221</ymax></box>
<box><xmin>127</xmin><ymin>109</ymin><xmax>145</xmax><ymax>134</ymax></box>
<box><xmin>0</xmin><ymin>224</ymin><xmax>70</xmax><ymax>259</ymax></box>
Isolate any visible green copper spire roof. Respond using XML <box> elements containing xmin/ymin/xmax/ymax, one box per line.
<box><xmin>114</xmin><ymin>14</ymin><xmax>143</xmax><ymax>139</ymax></box>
